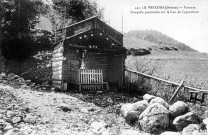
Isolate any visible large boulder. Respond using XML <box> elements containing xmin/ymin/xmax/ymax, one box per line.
<box><xmin>131</xmin><ymin>100</ymin><xmax>149</xmax><ymax>117</ymax></box>
<box><xmin>182</xmin><ymin>124</ymin><xmax>199</xmax><ymax>135</ymax></box>
<box><xmin>121</xmin><ymin>100</ymin><xmax>148</xmax><ymax>123</ymax></box>
<box><xmin>173</xmin><ymin>111</ymin><xmax>201</xmax><ymax>131</ymax></box>
<box><xmin>120</xmin><ymin>103</ymin><xmax>134</xmax><ymax>118</ymax></box>
<box><xmin>150</xmin><ymin>97</ymin><xmax>169</xmax><ymax>109</ymax></box>
<box><xmin>139</xmin><ymin>103</ymin><xmax>170</xmax><ymax>133</ymax></box>
<box><xmin>143</xmin><ymin>94</ymin><xmax>156</xmax><ymax>103</ymax></box>
<box><xmin>169</xmin><ymin>101</ymin><xmax>189</xmax><ymax>118</ymax></box>
<box><xmin>203</xmin><ymin>118</ymin><xmax>208</xmax><ymax>130</ymax></box>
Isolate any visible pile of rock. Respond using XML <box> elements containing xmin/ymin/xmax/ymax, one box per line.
<box><xmin>0</xmin><ymin>73</ymin><xmax>50</xmax><ymax>90</ymax></box>
<box><xmin>0</xmin><ymin>88</ymin><xmax>37</xmax><ymax>135</ymax></box>
<box><xmin>120</xmin><ymin>94</ymin><xmax>208</xmax><ymax>134</ymax></box>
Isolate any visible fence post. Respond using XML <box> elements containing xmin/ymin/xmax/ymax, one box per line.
<box><xmin>169</xmin><ymin>80</ymin><xmax>185</xmax><ymax>103</ymax></box>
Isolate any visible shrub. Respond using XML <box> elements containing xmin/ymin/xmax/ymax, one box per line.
<box><xmin>127</xmin><ymin>48</ymin><xmax>151</xmax><ymax>56</ymax></box>
<box><xmin>125</xmin><ymin>57</ymin><xmax>157</xmax><ymax>95</ymax></box>
<box><xmin>6</xmin><ymin>50</ymin><xmax>52</xmax><ymax>85</ymax></box>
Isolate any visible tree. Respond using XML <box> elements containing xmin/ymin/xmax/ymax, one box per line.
<box><xmin>32</xmin><ymin>29</ymin><xmax>53</xmax><ymax>51</ymax></box>
<box><xmin>0</xmin><ymin>0</ymin><xmax>43</xmax><ymax>60</ymax></box>
<box><xmin>0</xmin><ymin>0</ymin><xmax>5</xmax><ymax>73</ymax></box>
<box><xmin>0</xmin><ymin>0</ymin><xmax>104</xmax><ymax>60</ymax></box>
<box><xmin>53</xmin><ymin>0</ymin><xmax>103</xmax><ymax>22</ymax></box>
<box><xmin>50</xmin><ymin>0</ymin><xmax>104</xmax><ymax>42</ymax></box>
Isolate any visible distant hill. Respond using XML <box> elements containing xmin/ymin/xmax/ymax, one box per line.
<box><xmin>124</xmin><ymin>30</ymin><xmax>196</xmax><ymax>52</ymax></box>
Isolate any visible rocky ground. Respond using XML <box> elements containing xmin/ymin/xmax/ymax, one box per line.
<box><xmin>1</xmin><ymin>73</ymin><xmax>208</xmax><ymax>135</ymax></box>
<box><xmin>0</xmin><ymin>83</ymin><xmax>146</xmax><ymax>135</ymax></box>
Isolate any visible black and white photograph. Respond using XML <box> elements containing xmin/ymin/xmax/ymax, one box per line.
<box><xmin>0</xmin><ymin>0</ymin><xmax>208</xmax><ymax>134</ymax></box>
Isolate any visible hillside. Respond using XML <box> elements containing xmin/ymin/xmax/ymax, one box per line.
<box><xmin>124</xmin><ymin>30</ymin><xmax>196</xmax><ymax>52</ymax></box>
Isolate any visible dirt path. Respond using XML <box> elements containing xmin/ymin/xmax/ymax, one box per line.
<box><xmin>0</xmin><ymin>84</ymin><xmax>134</xmax><ymax>135</ymax></box>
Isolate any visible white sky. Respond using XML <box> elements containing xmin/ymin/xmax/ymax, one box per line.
<box><xmin>96</xmin><ymin>0</ymin><xmax>208</xmax><ymax>53</ymax></box>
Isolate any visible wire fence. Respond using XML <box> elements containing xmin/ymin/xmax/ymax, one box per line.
<box><xmin>125</xmin><ymin>68</ymin><xmax>208</xmax><ymax>104</ymax></box>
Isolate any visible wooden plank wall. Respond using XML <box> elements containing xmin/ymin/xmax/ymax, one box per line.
<box><xmin>62</xmin><ymin>50</ymin><xmax>108</xmax><ymax>83</ymax></box>
<box><xmin>62</xmin><ymin>49</ymin><xmax>80</xmax><ymax>83</ymax></box>
<box><xmin>52</xmin><ymin>42</ymin><xmax>65</xmax><ymax>89</ymax></box>
<box><xmin>61</xmin><ymin>47</ymin><xmax>124</xmax><ymax>86</ymax></box>
<box><xmin>85</xmin><ymin>52</ymin><xmax>108</xmax><ymax>81</ymax></box>
<box><xmin>65</xmin><ymin>18</ymin><xmax>95</xmax><ymax>38</ymax></box>
<box><xmin>107</xmin><ymin>53</ymin><xmax>123</xmax><ymax>84</ymax></box>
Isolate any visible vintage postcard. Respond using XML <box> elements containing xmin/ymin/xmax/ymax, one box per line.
<box><xmin>0</xmin><ymin>0</ymin><xmax>208</xmax><ymax>134</ymax></box>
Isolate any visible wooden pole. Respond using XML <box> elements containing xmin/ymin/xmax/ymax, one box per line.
<box><xmin>121</xmin><ymin>9</ymin><xmax>123</xmax><ymax>34</ymax></box>
<box><xmin>169</xmin><ymin>80</ymin><xmax>184</xmax><ymax>103</ymax></box>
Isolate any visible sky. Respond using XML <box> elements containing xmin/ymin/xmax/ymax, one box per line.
<box><xmin>96</xmin><ymin>0</ymin><xmax>208</xmax><ymax>53</ymax></box>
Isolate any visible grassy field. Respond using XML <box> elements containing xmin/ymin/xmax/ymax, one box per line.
<box><xmin>125</xmin><ymin>51</ymin><xmax>208</xmax><ymax>105</ymax></box>
<box><xmin>126</xmin><ymin>51</ymin><xmax>208</xmax><ymax>89</ymax></box>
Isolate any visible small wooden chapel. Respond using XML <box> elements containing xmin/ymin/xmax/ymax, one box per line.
<box><xmin>52</xmin><ymin>16</ymin><xmax>126</xmax><ymax>91</ymax></box>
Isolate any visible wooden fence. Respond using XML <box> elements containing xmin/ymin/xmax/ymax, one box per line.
<box><xmin>78</xmin><ymin>69</ymin><xmax>103</xmax><ymax>84</ymax></box>
<box><xmin>77</xmin><ymin>69</ymin><xmax>109</xmax><ymax>91</ymax></box>
<box><xmin>125</xmin><ymin>68</ymin><xmax>208</xmax><ymax>103</ymax></box>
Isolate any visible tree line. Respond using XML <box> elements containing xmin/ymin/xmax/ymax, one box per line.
<box><xmin>125</xmin><ymin>30</ymin><xmax>195</xmax><ymax>51</ymax></box>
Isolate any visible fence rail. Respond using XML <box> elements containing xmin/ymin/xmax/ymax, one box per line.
<box><xmin>125</xmin><ymin>68</ymin><xmax>208</xmax><ymax>93</ymax></box>
<box><xmin>77</xmin><ymin>69</ymin><xmax>109</xmax><ymax>91</ymax></box>
<box><xmin>78</xmin><ymin>69</ymin><xmax>103</xmax><ymax>84</ymax></box>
